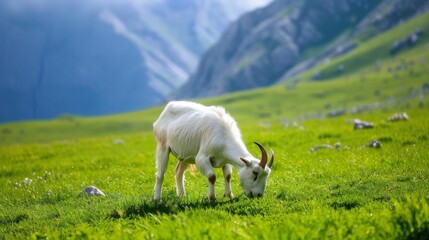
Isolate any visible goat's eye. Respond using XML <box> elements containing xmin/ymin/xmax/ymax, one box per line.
<box><xmin>252</xmin><ymin>171</ymin><xmax>258</xmax><ymax>181</ymax></box>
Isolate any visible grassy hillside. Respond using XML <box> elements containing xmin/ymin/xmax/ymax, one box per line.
<box><xmin>1</xmin><ymin>41</ymin><xmax>428</xmax><ymax>144</ymax></box>
<box><xmin>295</xmin><ymin>10</ymin><xmax>429</xmax><ymax>82</ymax></box>
<box><xmin>1</xmin><ymin>11</ymin><xmax>429</xmax><ymax>240</ymax></box>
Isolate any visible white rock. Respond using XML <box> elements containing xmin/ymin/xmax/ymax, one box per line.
<box><xmin>387</xmin><ymin>112</ymin><xmax>409</xmax><ymax>121</ymax></box>
<box><xmin>310</xmin><ymin>144</ymin><xmax>333</xmax><ymax>153</ymax></box>
<box><xmin>113</xmin><ymin>139</ymin><xmax>125</xmax><ymax>145</ymax></box>
<box><xmin>353</xmin><ymin>119</ymin><xmax>374</xmax><ymax>129</ymax></box>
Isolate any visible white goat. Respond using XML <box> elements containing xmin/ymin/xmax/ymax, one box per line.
<box><xmin>153</xmin><ymin>101</ymin><xmax>274</xmax><ymax>201</ymax></box>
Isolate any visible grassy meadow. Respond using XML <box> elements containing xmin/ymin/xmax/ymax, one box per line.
<box><xmin>1</xmin><ymin>12</ymin><xmax>429</xmax><ymax>240</ymax></box>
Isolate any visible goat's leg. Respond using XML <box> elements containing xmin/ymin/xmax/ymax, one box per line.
<box><xmin>222</xmin><ymin>164</ymin><xmax>234</xmax><ymax>199</ymax></box>
<box><xmin>175</xmin><ymin>161</ymin><xmax>189</xmax><ymax>198</ymax></box>
<box><xmin>153</xmin><ymin>142</ymin><xmax>169</xmax><ymax>201</ymax></box>
<box><xmin>195</xmin><ymin>154</ymin><xmax>216</xmax><ymax>200</ymax></box>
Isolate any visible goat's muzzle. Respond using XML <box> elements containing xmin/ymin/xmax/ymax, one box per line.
<box><xmin>247</xmin><ymin>191</ymin><xmax>263</xmax><ymax>198</ymax></box>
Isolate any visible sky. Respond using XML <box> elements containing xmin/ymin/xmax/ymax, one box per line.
<box><xmin>2</xmin><ymin>0</ymin><xmax>272</xmax><ymax>12</ymax></box>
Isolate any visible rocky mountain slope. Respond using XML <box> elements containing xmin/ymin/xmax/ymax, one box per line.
<box><xmin>174</xmin><ymin>0</ymin><xmax>429</xmax><ymax>99</ymax></box>
<box><xmin>0</xmin><ymin>0</ymin><xmax>269</xmax><ymax>122</ymax></box>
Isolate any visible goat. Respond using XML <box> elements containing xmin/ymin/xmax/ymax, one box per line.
<box><xmin>153</xmin><ymin>101</ymin><xmax>274</xmax><ymax>201</ymax></box>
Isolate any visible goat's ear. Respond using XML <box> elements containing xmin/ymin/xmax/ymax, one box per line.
<box><xmin>240</xmin><ymin>157</ymin><xmax>251</xmax><ymax>166</ymax></box>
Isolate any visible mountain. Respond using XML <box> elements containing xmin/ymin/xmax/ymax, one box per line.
<box><xmin>174</xmin><ymin>0</ymin><xmax>429</xmax><ymax>99</ymax></box>
<box><xmin>0</xmin><ymin>0</ymin><xmax>271</xmax><ymax>123</ymax></box>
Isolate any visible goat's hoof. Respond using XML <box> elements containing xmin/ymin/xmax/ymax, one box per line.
<box><xmin>224</xmin><ymin>193</ymin><xmax>234</xmax><ymax>199</ymax></box>
<box><xmin>208</xmin><ymin>195</ymin><xmax>216</xmax><ymax>201</ymax></box>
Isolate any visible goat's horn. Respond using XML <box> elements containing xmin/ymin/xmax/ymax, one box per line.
<box><xmin>268</xmin><ymin>149</ymin><xmax>274</xmax><ymax>168</ymax></box>
<box><xmin>254</xmin><ymin>142</ymin><xmax>267</xmax><ymax>168</ymax></box>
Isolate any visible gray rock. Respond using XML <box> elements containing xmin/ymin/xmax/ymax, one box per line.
<box><xmin>366</xmin><ymin>140</ymin><xmax>382</xmax><ymax>148</ymax></box>
<box><xmin>354</xmin><ymin>119</ymin><xmax>374</xmax><ymax>130</ymax></box>
<box><xmin>81</xmin><ymin>186</ymin><xmax>106</xmax><ymax>196</ymax></box>
<box><xmin>335</xmin><ymin>142</ymin><xmax>341</xmax><ymax>149</ymax></box>
<box><xmin>310</xmin><ymin>144</ymin><xmax>334</xmax><ymax>153</ymax></box>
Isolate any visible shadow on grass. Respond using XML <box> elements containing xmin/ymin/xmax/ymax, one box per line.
<box><xmin>329</xmin><ymin>200</ymin><xmax>361</xmax><ymax>210</ymax></box>
<box><xmin>0</xmin><ymin>214</ymin><xmax>28</xmax><ymax>224</ymax></box>
<box><xmin>109</xmin><ymin>193</ymin><xmax>271</xmax><ymax>219</ymax></box>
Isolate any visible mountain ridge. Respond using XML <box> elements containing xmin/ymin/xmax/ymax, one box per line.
<box><xmin>174</xmin><ymin>0</ymin><xmax>429</xmax><ymax>100</ymax></box>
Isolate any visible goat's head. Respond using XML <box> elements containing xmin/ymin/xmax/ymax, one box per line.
<box><xmin>238</xmin><ymin>142</ymin><xmax>274</xmax><ymax>198</ymax></box>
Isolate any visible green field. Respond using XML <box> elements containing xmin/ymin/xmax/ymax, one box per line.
<box><xmin>1</xmin><ymin>12</ymin><xmax>429</xmax><ymax>240</ymax></box>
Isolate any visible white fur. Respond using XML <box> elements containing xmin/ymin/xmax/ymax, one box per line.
<box><xmin>153</xmin><ymin>101</ymin><xmax>273</xmax><ymax>201</ymax></box>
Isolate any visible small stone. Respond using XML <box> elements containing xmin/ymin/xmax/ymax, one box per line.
<box><xmin>113</xmin><ymin>139</ymin><xmax>125</xmax><ymax>145</ymax></box>
<box><xmin>81</xmin><ymin>186</ymin><xmax>106</xmax><ymax>196</ymax></box>
<box><xmin>353</xmin><ymin>119</ymin><xmax>374</xmax><ymax>129</ymax></box>
<box><xmin>310</xmin><ymin>144</ymin><xmax>333</xmax><ymax>153</ymax></box>
<box><xmin>335</xmin><ymin>142</ymin><xmax>341</xmax><ymax>149</ymax></box>
<box><xmin>387</xmin><ymin>112</ymin><xmax>409</xmax><ymax>121</ymax></box>
<box><xmin>366</xmin><ymin>140</ymin><xmax>382</xmax><ymax>148</ymax></box>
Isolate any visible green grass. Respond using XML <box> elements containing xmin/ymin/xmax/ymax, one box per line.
<box><xmin>1</xmin><ymin>11</ymin><xmax>429</xmax><ymax>240</ymax></box>
<box><xmin>1</xmin><ymin>107</ymin><xmax>428</xmax><ymax>239</ymax></box>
